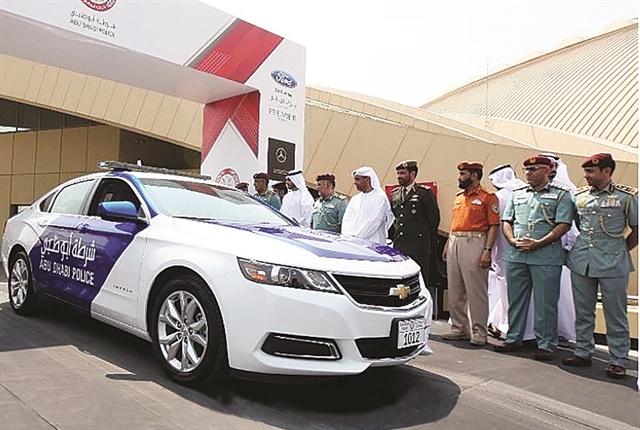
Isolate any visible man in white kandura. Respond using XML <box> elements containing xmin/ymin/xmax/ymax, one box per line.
<box><xmin>487</xmin><ymin>164</ymin><xmax>527</xmax><ymax>338</ymax></box>
<box><xmin>540</xmin><ymin>153</ymin><xmax>578</xmax><ymax>346</ymax></box>
<box><xmin>341</xmin><ymin>166</ymin><xmax>394</xmax><ymax>245</ymax></box>
<box><xmin>280</xmin><ymin>170</ymin><xmax>314</xmax><ymax>227</ymax></box>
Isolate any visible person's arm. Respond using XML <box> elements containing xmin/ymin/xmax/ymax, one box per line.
<box><xmin>270</xmin><ymin>194</ymin><xmax>281</xmax><ymax>210</ymax></box>
<box><xmin>626</xmin><ymin>193</ymin><xmax>638</xmax><ymax>251</ymax></box>
<box><xmin>480</xmin><ymin>224</ymin><xmax>499</xmax><ymax>268</ymax></box>
<box><xmin>626</xmin><ymin>226</ymin><xmax>638</xmax><ymax>251</ymax></box>
<box><xmin>425</xmin><ymin>189</ymin><xmax>440</xmax><ymax>236</ymax></box>
<box><xmin>502</xmin><ymin>221</ymin><xmax>516</xmax><ymax>247</ymax></box>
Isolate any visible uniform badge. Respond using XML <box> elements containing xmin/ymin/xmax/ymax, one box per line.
<box><xmin>491</xmin><ymin>203</ymin><xmax>499</xmax><ymax>214</ymax></box>
<box><xmin>600</xmin><ymin>197</ymin><xmax>621</xmax><ymax>208</ymax></box>
<box><xmin>540</xmin><ymin>193</ymin><xmax>558</xmax><ymax>200</ymax></box>
<box><xmin>411</xmin><ymin>209</ymin><xmax>417</xmax><ymax>214</ymax></box>
<box><xmin>471</xmin><ymin>199</ymin><xmax>482</xmax><ymax>205</ymax></box>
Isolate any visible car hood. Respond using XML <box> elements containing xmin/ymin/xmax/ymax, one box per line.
<box><xmin>173</xmin><ymin>218</ymin><xmax>407</xmax><ymax>263</ymax></box>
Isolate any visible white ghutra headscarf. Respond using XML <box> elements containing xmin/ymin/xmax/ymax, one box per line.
<box><xmin>280</xmin><ymin>170</ymin><xmax>314</xmax><ymax>227</ymax></box>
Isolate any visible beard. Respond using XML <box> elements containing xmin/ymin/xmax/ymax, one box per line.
<box><xmin>458</xmin><ymin>178</ymin><xmax>472</xmax><ymax>189</ymax></box>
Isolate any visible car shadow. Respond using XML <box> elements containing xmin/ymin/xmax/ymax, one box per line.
<box><xmin>0</xmin><ymin>300</ymin><xmax>460</xmax><ymax>430</ymax></box>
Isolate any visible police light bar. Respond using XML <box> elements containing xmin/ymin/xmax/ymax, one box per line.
<box><xmin>97</xmin><ymin>161</ymin><xmax>211</xmax><ymax>180</ymax></box>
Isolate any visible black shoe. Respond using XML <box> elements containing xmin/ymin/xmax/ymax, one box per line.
<box><xmin>522</xmin><ymin>339</ymin><xmax>538</xmax><ymax>350</ymax></box>
<box><xmin>606</xmin><ymin>364</ymin><xmax>626</xmax><ymax>379</ymax></box>
<box><xmin>487</xmin><ymin>324</ymin><xmax>502</xmax><ymax>339</ymax></box>
<box><xmin>493</xmin><ymin>342</ymin><xmax>521</xmax><ymax>353</ymax></box>
<box><xmin>534</xmin><ymin>349</ymin><xmax>554</xmax><ymax>361</ymax></box>
<box><xmin>562</xmin><ymin>355</ymin><xmax>592</xmax><ymax>367</ymax></box>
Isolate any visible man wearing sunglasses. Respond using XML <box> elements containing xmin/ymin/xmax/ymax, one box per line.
<box><xmin>494</xmin><ymin>156</ymin><xmax>573</xmax><ymax>361</ymax></box>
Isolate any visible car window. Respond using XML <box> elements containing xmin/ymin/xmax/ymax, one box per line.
<box><xmin>88</xmin><ymin>178</ymin><xmax>143</xmax><ymax>217</ymax></box>
<box><xmin>49</xmin><ymin>180</ymin><xmax>95</xmax><ymax>215</ymax></box>
<box><xmin>39</xmin><ymin>191</ymin><xmax>57</xmax><ymax>213</ymax></box>
<box><xmin>140</xmin><ymin>178</ymin><xmax>291</xmax><ymax>225</ymax></box>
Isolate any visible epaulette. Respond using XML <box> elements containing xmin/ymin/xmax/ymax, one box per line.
<box><xmin>391</xmin><ymin>187</ymin><xmax>401</xmax><ymax>195</ymax></box>
<box><xmin>550</xmin><ymin>183</ymin><xmax>571</xmax><ymax>192</ymax></box>
<box><xmin>575</xmin><ymin>186</ymin><xmax>590</xmax><ymax>195</ymax></box>
<box><xmin>614</xmin><ymin>184</ymin><xmax>638</xmax><ymax>195</ymax></box>
<box><xmin>336</xmin><ymin>194</ymin><xmax>346</xmax><ymax>199</ymax></box>
<box><xmin>513</xmin><ymin>185</ymin><xmax>528</xmax><ymax>191</ymax></box>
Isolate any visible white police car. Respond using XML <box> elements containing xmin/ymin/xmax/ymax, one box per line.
<box><xmin>1</xmin><ymin>162</ymin><xmax>432</xmax><ymax>386</ymax></box>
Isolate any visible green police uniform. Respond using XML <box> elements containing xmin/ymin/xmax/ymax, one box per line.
<box><xmin>567</xmin><ymin>182</ymin><xmax>638</xmax><ymax>368</ymax></box>
<box><xmin>502</xmin><ymin>182</ymin><xmax>574</xmax><ymax>351</ymax></box>
<box><xmin>311</xmin><ymin>193</ymin><xmax>348</xmax><ymax>233</ymax></box>
<box><xmin>254</xmin><ymin>190</ymin><xmax>281</xmax><ymax>210</ymax></box>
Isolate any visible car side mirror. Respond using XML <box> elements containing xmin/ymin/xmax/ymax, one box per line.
<box><xmin>98</xmin><ymin>201</ymin><xmax>146</xmax><ymax>223</ymax></box>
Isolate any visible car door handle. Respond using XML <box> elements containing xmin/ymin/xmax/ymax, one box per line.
<box><xmin>37</xmin><ymin>221</ymin><xmax>49</xmax><ymax>228</ymax></box>
<box><xmin>77</xmin><ymin>223</ymin><xmax>90</xmax><ymax>232</ymax></box>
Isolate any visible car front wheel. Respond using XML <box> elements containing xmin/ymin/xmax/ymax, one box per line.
<box><xmin>9</xmin><ymin>250</ymin><xmax>38</xmax><ymax>315</ymax></box>
<box><xmin>150</xmin><ymin>274</ymin><xmax>228</xmax><ymax>386</ymax></box>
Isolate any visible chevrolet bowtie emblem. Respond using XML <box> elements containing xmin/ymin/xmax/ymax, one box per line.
<box><xmin>389</xmin><ymin>284</ymin><xmax>411</xmax><ymax>300</ymax></box>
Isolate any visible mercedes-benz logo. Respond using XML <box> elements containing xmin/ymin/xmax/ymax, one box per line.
<box><xmin>275</xmin><ymin>147</ymin><xmax>287</xmax><ymax>163</ymax></box>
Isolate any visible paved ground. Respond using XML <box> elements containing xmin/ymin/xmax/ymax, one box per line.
<box><xmin>0</xmin><ymin>278</ymin><xmax>638</xmax><ymax>430</ymax></box>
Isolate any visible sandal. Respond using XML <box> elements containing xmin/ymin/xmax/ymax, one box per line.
<box><xmin>606</xmin><ymin>364</ymin><xmax>626</xmax><ymax>379</ymax></box>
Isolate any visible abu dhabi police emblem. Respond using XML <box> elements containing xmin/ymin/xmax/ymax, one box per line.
<box><xmin>81</xmin><ymin>0</ymin><xmax>117</xmax><ymax>12</ymax></box>
<box><xmin>215</xmin><ymin>168</ymin><xmax>240</xmax><ymax>188</ymax></box>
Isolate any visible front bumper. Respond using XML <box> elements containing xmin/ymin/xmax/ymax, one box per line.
<box><xmin>211</xmin><ymin>270</ymin><xmax>433</xmax><ymax>376</ymax></box>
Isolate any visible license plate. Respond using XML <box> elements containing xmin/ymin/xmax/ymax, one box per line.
<box><xmin>397</xmin><ymin>317</ymin><xmax>426</xmax><ymax>349</ymax></box>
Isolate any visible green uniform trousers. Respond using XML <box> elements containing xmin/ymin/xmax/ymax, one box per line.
<box><xmin>506</xmin><ymin>262</ymin><xmax>561</xmax><ymax>351</ymax></box>
<box><xmin>570</xmin><ymin>272</ymin><xmax>630</xmax><ymax>368</ymax></box>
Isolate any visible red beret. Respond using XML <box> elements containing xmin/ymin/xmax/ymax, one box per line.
<box><xmin>581</xmin><ymin>153</ymin><xmax>614</xmax><ymax>169</ymax></box>
<box><xmin>523</xmin><ymin>156</ymin><xmax>553</xmax><ymax>167</ymax></box>
<box><xmin>316</xmin><ymin>172</ymin><xmax>336</xmax><ymax>182</ymax></box>
<box><xmin>235</xmin><ymin>182</ymin><xmax>249</xmax><ymax>190</ymax></box>
<box><xmin>252</xmin><ymin>172</ymin><xmax>269</xmax><ymax>181</ymax></box>
<box><xmin>457</xmin><ymin>161</ymin><xmax>483</xmax><ymax>171</ymax></box>
<box><xmin>272</xmin><ymin>182</ymin><xmax>287</xmax><ymax>190</ymax></box>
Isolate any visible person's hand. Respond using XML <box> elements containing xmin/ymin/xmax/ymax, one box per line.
<box><xmin>515</xmin><ymin>237</ymin><xmax>540</xmax><ymax>252</ymax></box>
<box><xmin>479</xmin><ymin>250</ymin><xmax>491</xmax><ymax>268</ymax></box>
<box><xmin>442</xmin><ymin>246</ymin><xmax>448</xmax><ymax>262</ymax></box>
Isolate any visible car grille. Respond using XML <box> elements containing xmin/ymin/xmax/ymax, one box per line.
<box><xmin>355</xmin><ymin>337</ymin><xmax>421</xmax><ymax>359</ymax></box>
<box><xmin>332</xmin><ymin>274</ymin><xmax>421</xmax><ymax>307</ymax></box>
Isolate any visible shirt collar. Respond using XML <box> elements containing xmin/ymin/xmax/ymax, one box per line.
<box><xmin>464</xmin><ymin>184</ymin><xmax>482</xmax><ymax>196</ymax></box>
<box><xmin>321</xmin><ymin>192</ymin><xmax>336</xmax><ymax>201</ymax></box>
<box><xmin>591</xmin><ymin>182</ymin><xmax>615</xmax><ymax>194</ymax></box>
<box><xmin>527</xmin><ymin>181</ymin><xmax>551</xmax><ymax>192</ymax></box>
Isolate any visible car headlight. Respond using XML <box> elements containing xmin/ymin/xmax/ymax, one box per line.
<box><xmin>237</xmin><ymin>258</ymin><xmax>341</xmax><ymax>294</ymax></box>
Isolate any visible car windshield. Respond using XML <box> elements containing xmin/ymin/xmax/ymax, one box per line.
<box><xmin>140</xmin><ymin>178</ymin><xmax>291</xmax><ymax>225</ymax></box>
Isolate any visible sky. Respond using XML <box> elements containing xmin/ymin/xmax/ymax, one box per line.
<box><xmin>203</xmin><ymin>0</ymin><xmax>637</xmax><ymax>107</ymax></box>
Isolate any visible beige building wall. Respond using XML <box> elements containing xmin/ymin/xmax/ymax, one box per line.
<box><xmin>0</xmin><ymin>125</ymin><xmax>120</xmax><ymax>226</ymax></box>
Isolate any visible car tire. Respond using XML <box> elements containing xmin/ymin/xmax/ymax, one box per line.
<box><xmin>8</xmin><ymin>250</ymin><xmax>39</xmax><ymax>316</ymax></box>
<box><xmin>150</xmin><ymin>274</ymin><xmax>228</xmax><ymax>387</ymax></box>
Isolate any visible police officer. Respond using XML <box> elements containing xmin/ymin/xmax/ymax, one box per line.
<box><xmin>253</xmin><ymin>172</ymin><xmax>281</xmax><ymax>209</ymax></box>
<box><xmin>390</xmin><ymin>160</ymin><xmax>440</xmax><ymax>313</ymax></box>
<box><xmin>311</xmin><ymin>173</ymin><xmax>348</xmax><ymax>233</ymax></box>
<box><xmin>272</xmin><ymin>182</ymin><xmax>288</xmax><ymax>204</ymax></box>
<box><xmin>494</xmin><ymin>156</ymin><xmax>574</xmax><ymax>361</ymax></box>
<box><xmin>563</xmin><ymin>153</ymin><xmax>638</xmax><ymax>379</ymax></box>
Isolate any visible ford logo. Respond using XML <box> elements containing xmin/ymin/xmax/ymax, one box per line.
<box><xmin>271</xmin><ymin>70</ymin><xmax>298</xmax><ymax>89</ymax></box>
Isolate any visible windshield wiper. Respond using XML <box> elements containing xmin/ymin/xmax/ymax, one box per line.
<box><xmin>173</xmin><ymin>215</ymin><xmax>217</xmax><ymax>221</ymax></box>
